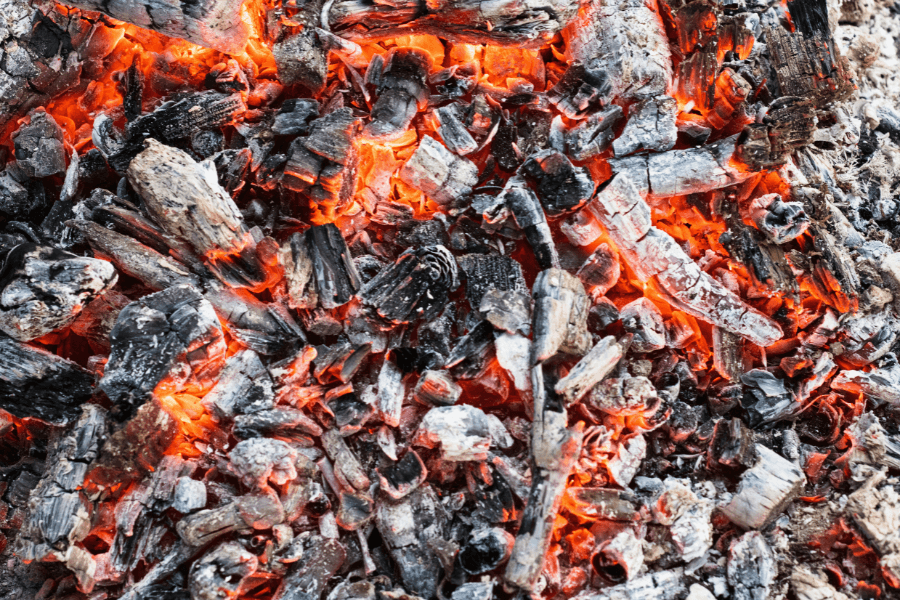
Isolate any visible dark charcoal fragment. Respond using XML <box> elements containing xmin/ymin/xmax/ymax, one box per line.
<box><xmin>12</xmin><ymin>110</ymin><xmax>66</xmax><ymax>178</ymax></box>
<box><xmin>445</xmin><ymin>320</ymin><xmax>495</xmax><ymax>379</ymax></box>
<box><xmin>376</xmin><ymin>450</ymin><xmax>428</xmax><ymax>499</ymax></box>
<box><xmin>233</xmin><ymin>407</ymin><xmax>322</xmax><ymax>440</ymax></box>
<box><xmin>274</xmin><ymin>536</ymin><xmax>346</xmax><ymax>600</ymax></box>
<box><xmin>457</xmin><ymin>254</ymin><xmax>526</xmax><ymax>310</ymax></box>
<box><xmin>741</xmin><ymin>369</ymin><xmax>799</xmax><ymax>427</ymax></box>
<box><xmin>709</xmin><ymin>418</ymin><xmax>758</xmax><ymax>468</ymax></box>
<box><xmin>546</xmin><ymin>63</ymin><xmax>611</xmax><ymax>119</ymax></box>
<box><xmin>519</xmin><ymin>149</ymin><xmax>595</xmax><ymax>216</ymax></box>
<box><xmin>502</xmin><ymin>177</ymin><xmax>558</xmax><ymax>270</ymax></box>
<box><xmin>366</xmin><ymin>48</ymin><xmax>430</xmax><ymax>140</ymax></box>
<box><xmin>307</xmin><ymin>223</ymin><xmax>361</xmax><ymax>309</ymax></box>
<box><xmin>459</xmin><ymin>528</ymin><xmax>515</xmax><ymax>575</ymax></box>
<box><xmin>273</xmin><ymin>99</ymin><xmax>320</xmax><ymax>136</ymax></box>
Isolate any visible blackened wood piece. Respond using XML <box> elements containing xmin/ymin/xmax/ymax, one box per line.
<box><xmin>728</xmin><ymin>532</ymin><xmax>776</xmax><ymax>600</ymax></box>
<box><xmin>737</xmin><ymin>97</ymin><xmax>817</xmax><ymax>169</ymax></box>
<box><xmin>445</xmin><ymin>320</ymin><xmax>495</xmax><ymax>379</ymax></box>
<box><xmin>206</xmin><ymin>286</ymin><xmax>306</xmax><ymax>355</ymax></box>
<box><xmin>457</xmin><ymin>254</ymin><xmax>526</xmax><ymax>311</ymax></box>
<box><xmin>12</xmin><ymin>110</ymin><xmax>66</xmax><ymax>178</ymax></box>
<box><xmin>285</xmin><ymin>224</ymin><xmax>361</xmax><ymax>310</ymax></box>
<box><xmin>719</xmin><ymin>217</ymin><xmax>799</xmax><ymax>298</ymax></box>
<box><xmin>519</xmin><ymin>149</ymin><xmax>595</xmax><ymax>216</ymax></box>
<box><xmin>273</xmin><ymin>0</ymin><xmax>327</xmax><ymax>92</ymax></box>
<box><xmin>565</xmin><ymin>105</ymin><xmax>623</xmax><ymax>161</ymax></box>
<box><xmin>189</xmin><ymin>542</ymin><xmax>258</xmax><ymax>600</ymax></box>
<box><xmin>748</xmin><ymin>193</ymin><xmax>810</xmax><ymax>244</ymax></box>
<box><xmin>360</xmin><ymin>245</ymin><xmax>458</xmax><ymax>324</ymax></box>
<box><xmin>0</xmin><ymin>243</ymin><xmax>116</xmax><ymax>342</ymax></box>
<box><xmin>740</xmin><ymin>368</ymin><xmax>799</xmax><ymax>426</ymax></box>
<box><xmin>708</xmin><ymin>418</ymin><xmax>757</xmax><ymax>469</ymax></box>
<box><xmin>846</xmin><ymin>471</ymin><xmax>900</xmax><ymax>583</ymax></box>
<box><xmin>233</xmin><ymin>407</ymin><xmax>323</xmax><ymax>440</ymax></box>
<box><xmin>69</xmin><ymin>290</ymin><xmax>131</xmax><ymax>354</ymax></box>
<box><xmin>435</xmin><ymin>104</ymin><xmax>478</xmax><ymax>155</ymax></box>
<box><xmin>481</xmin><ymin>289</ymin><xmax>531</xmax><ymax>335</ymax></box>
<box><xmin>273</xmin><ymin>536</ymin><xmax>346</xmax><ymax>600</ymax></box>
<box><xmin>55</xmin><ymin>0</ymin><xmax>248</xmax><ymax>52</ymax></box>
<box><xmin>502</xmin><ymin>177</ymin><xmax>559</xmax><ymax>270</ymax></box>
<box><xmin>376</xmin><ymin>450</ymin><xmax>427</xmax><ymax>500</ymax></box>
<box><xmin>547</xmin><ymin>63</ymin><xmax>611</xmax><ymax>119</ymax></box>
<box><xmin>0</xmin><ymin>336</ymin><xmax>94</xmax><ymax>425</ymax></box>
<box><xmin>620</xmin><ymin>298</ymin><xmax>665</xmax><ymax>352</ymax></box>
<box><xmin>399</xmin><ymin>135</ymin><xmax>478</xmax><ymax>206</ymax></box>
<box><xmin>612</xmin><ymin>95</ymin><xmax>678</xmax><ymax>157</ymax></box>
<box><xmin>554</xmin><ymin>335</ymin><xmax>626</xmax><ymax>404</ymax></box>
<box><xmin>202</xmin><ymin>349</ymin><xmax>274</xmax><ymax>420</ymax></box>
<box><xmin>177</xmin><ymin>490</ymin><xmax>285</xmax><ymax>546</ymax></box>
<box><xmin>531</xmin><ymin>268</ymin><xmax>591</xmax><ymax>364</ymax></box>
<box><xmin>366</xmin><ymin>48</ymin><xmax>430</xmax><ymax>140</ymax></box>
<box><xmin>99</xmin><ymin>284</ymin><xmax>224</xmax><ymax>417</ymax></box>
<box><xmin>329</xmin><ymin>0</ymin><xmax>579</xmax><ymax>47</ymax></box>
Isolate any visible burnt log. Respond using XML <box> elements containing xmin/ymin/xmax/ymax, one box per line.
<box><xmin>612</xmin><ymin>95</ymin><xmax>678</xmax><ymax>157</ymax></box>
<box><xmin>280</xmin><ymin>223</ymin><xmax>361</xmax><ymax>310</ymax></box>
<box><xmin>366</xmin><ymin>48</ymin><xmax>430</xmax><ymax>140</ymax></box>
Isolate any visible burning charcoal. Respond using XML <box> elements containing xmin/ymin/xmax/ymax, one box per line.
<box><xmin>272</xmin><ymin>12</ymin><xmax>328</xmax><ymax>92</ymax></box>
<box><xmin>313</xmin><ymin>341</ymin><xmax>372</xmax><ymax>384</ymax></box>
<box><xmin>519</xmin><ymin>149</ymin><xmax>595</xmax><ymax>216</ymax></box>
<box><xmin>502</xmin><ymin>177</ymin><xmax>558</xmax><ymax>269</ymax></box>
<box><xmin>648</xmin><ymin>479</ymin><xmax>715</xmax><ymax>563</ymax></box>
<box><xmin>16</xmin><ymin>405</ymin><xmax>107</xmax><ymax>568</ymax></box>
<box><xmin>206</xmin><ymin>286</ymin><xmax>305</xmax><ymax>356</ymax></box>
<box><xmin>12</xmin><ymin>110</ymin><xmax>66</xmax><ymax>178</ymax></box>
<box><xmin>435</xmin><ymin>104</ymin><xmax>478</xmax><ymax>155</ymax></box>
<box><xmin>592</xmin><ymin>530</ymin><xmax>644</xmax><ymax>585</ymax></box>
<box><xmin>589</xmin><ymin>376</ymin><xmax>657</xmax><ymax>416</ymax></box>
<box><xmin>177</xmin><ymin>490</ymin><xmax>285</xmax><ymax>546</ymax></box>
<box><xmin>564</xmin><ymin>0</ymin><xmax>672</xmax><ymax>100</ymax></box>
<box><xmin>576</xmin><ymin>568</ymin><xmax>687</xmax><ymax>599</ymax></box>
<box><xmin>374</xmin><ymin>485</ymin><xmax>446</xmax><ymax>598</ymax></box>
<box><xmin>173</xmin><ymin>477</ymin><xmax>207</xmax><ymax>514</ymax></box>
<box><xmin>366</xmin><ymin>48</ymin><xmax>430</xmax><ymax>140</ymax></box>
<box><xmin>376</xmin><ymin>354</ymin><xmax>405</xmax><ymax>427</ymax></box>
<box><xmin>273</xmin><ymin>99</ymin><xmax>320</xmax><ymax>136</ymax></box>
<box><xmin>547</xmin><ymin>64</ymin><xmax>611</xmax><ymax>119</ymax></box>
<box><xmin>709</xmin><ymin>418</ymin><xmax>757</xmax><ymax>469</ymax></box>
<box><xmin>505</xmin><ymin>367</ymin><xmax>584</xmax><ymax>594</ymax></box>
<box><xmin>495</xmin><ymin>332</ymin><xmax>533</xmax><ymax>398</ymax></box>
<box><xmin>69</xmin><ymin>220</ymin><xmax>199</xmax><ymax>291</ymax></box>
<box><xmin>452</xmin><ymin>582</ymin><xmax>494</xmax><ymax>600</ymax></box>
<box><xmin>282</xmin><ymin>455</ymin><xmax>323</xmax><ymax>521</ymax></box>
<box><xmin>612</xmin><ymin>96</ymin><xmax>678</xmax><ymax>157</ymax></box>
<box><xmin>721</xmin><ymin>445</ymin><xmax>805</xmax><ymax>529</ymax></box>
<box><xmin>620</xmin><ymin>298</ymin><xmax>666</xmax><ymax>353</ymax></box>
<box><xmin>233</xmin><ymin>408</ymin><xmax>323</xmax><ymax>441</ymax></box>
<box><xmin>748</xmin><ymin>193</ymin><xmax>810</xmax><ymax>244</ymax></box>
<box><xmin>564</xmin><ymin>488</ymin><xmax>638</xmax><ymax>521</ymax></box>
<box><xmin>531</xmin><ymin>268</ymin><xmax>591</xmax><ymax>363</ymax></box>
<box><xmin>335</xmin><ymin>490</ymin><xmax>375</xmax><ymax>530</ymax></box>
<box><xmin>846</xmin><ymin>471</ymin><xmax>900</xmax><ymax>583</ymax></box>
<box><xmin>0</xmin><ymin>170</ymin><xmax>29</xmax><ymax>218</ymax></box>
<box><xmin>480</xmin><ymin>289</ymin><xmax>531</xmax><ymax>336</ymax></box>
<box><xmin>100</xmin><ymin>285</ymin><xmax>225</xmax><ymax>417</ymax></box>
<box><xmin>322</xmin><ymin>429</ymin><xmax>371</xmax><ymax>491</ymax></box>
<box><xmin>741</xmin><ymin>369</ymin><xmax>800</xmax><ymax>427</ymax></box>
<box><xmin>607</xmin><ymin>434</ymin><xmax>646</xmax><ymax>487</ymax></box>
<box><xmin>189</xmin><ymin>541</ymin><xmax>258</xmax><ymax>600</ymax></box>
<box><xmin>791</xmin><ymin>567</ymin><xmax>851</xmax><ymax>600</ymax></box>
<box><xmin>0</xmin><ymin>243</ymin><xmax>116</xmax><ymax>342</ymax></box>
<box><xmin>202</xmin><ymin>350</ymin><xmax>274</xmax><ymax>420</ymax></box>
<box><xmin>127</xmin><ymin>139</ymin><xmax>267</xmax><ymax>289</ymax></box>
<box><xmin>577</xmin><ymin>243</ymin><xmax>620</xmax><ymax>300</ymax></box>
<box><xmin>457</xmin><ymin>254</ymin><xmax>526</xmax><ymax>310</ymax></box>
<box><xmin>0</xmin><ymin>335</ymin><xmax>95</xmax><ymax>424</ymax></box>
<box><xmin>415</xmin><ymin>404</ymin><xmax>493</xmax><ymax>461</ymax></box>
<box><xmin>459</xmin><ymin>527</ymin><xmax>514</xmax><ymax>575</ymax></box>
<box><xmin>566</xmin><ymin>105</ymin><xmax>624</xmax><ymax>161</ymax></box>
<box><xmin>414</xmin><ymin>370</ymin><xmax>462</xmax><ymax>406</ymax></box>
<box><xmin>281</xmin><ymin>224</ymin><xmax>361</xmax><ymax>310</ymax></box>
<box><xmin>398</xmin><ymin>136</ymin><xmax>478</xmax><ymax>206</ymax></box>
<box><xmin>555</xmin><ymin>336</ymin><xmax>627</xmax><ymax>405</ymax></box>
<box><xmin>832</xmin><ymin>365</ymin><xmax>900</xmax><ymax>406</ymax></box>
<box><xmin>712</xmin><ymin>326</ymin><xmax>745</xmax><ymax>382</ymax></box>
<box><xmin>376</xmin><ymin>450</ymin><xmax>428</xmax><ymax>500</ymax></box>
<box><xmin>727</xmin><ymin>532</ymin><xmax>776</xmax><ymax>600</ymax></box>
<box><xmin>359</xmin><ymin>245</ymin><xmax>458</xmax><ymax>324</ymax></box>
<box><xmin>229</xmin><ymin>438</ymin><xmax>298</xmax><ymax>489</ymax></box>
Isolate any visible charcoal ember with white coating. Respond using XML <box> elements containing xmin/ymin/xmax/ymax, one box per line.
<box><xmin>727</xmin><ymin>532</ymin><xmax>776</xmax><ymax>600</ymax></box>
<box><xmin>0</xmin><ymin>243</ymin><xmax>116</xmax><ymax>342</ymax></box>
<box><xmin>480</xmin><ymin>288</ymin><xmax>531</xmax><ymax>335</ymax></box>
<box><xmin>281</xmin><ymin>223</ymin><xmax>361</xmax><ymax>310</ymax></box>
<box><xmin>12</xmin><ymin>109</ymin><xmax>66</xmax><ymax>178</ymax></box>
<box><xmin>459</xmin><ymin>527</ymin><xmax>515</xmax><ymax>575</ymax></box>
<box><xmin>359</xmin><ymin>244</ymin><xmax>458</xmax><ymax>323</ymax></box>
<box><xmin>555</xmin><ymin>335</ymin><xmax>627</xmax><ymax>404</ymax></box>
<box><xmin>592</xmin><ymin>529</ymin><xmax>644</xmax><ymax>584</ymax></box>
<box><xmin>376</xmin><ymin>450</ymin><xmax>427</xmax><ymax>500</ymax></box>
<box><xmin>99</xmin><ymin>284</ymin><xmax>225</xmax><ymax>417</ymax></box>
<box><xmin>748</xmin><ymin>193</ymin><xmax>810</xmax><ymax>244</ymax></box>
<box><xmin>502</xmin><ymin>176</ymin><xmax>559</xmax><ymax>270</ymax></box>
<box><xmin>202</xmin><ymin>349</ymin><xmax>274</xmax><ymax>420</ymax></box>
<box><xmin>531</xmin><ymin>268</ymin><xmax>591</xmax><ymax>363</ymax></box>
<box><xmin>612</xmin><ymin>95</ymin><xmax>678</xmax><ymax>157</ymax></box>
<box><xmin>457</xmin><ymin>254</ymin><xmax>526</xmax><ymax>311</ymax></box>
<box><xmin>577</xmin><ymin>243</ymin><xmax>620</xmax><ymax>300</ymax></box>
<box><xmin>232</xmin><ymin>407</ymin><xmax>323</xmax><ymax>441</ymax></box>
<box><xmin>229</xmin><ymin>438</ymin><xmax>299</xmax><ymax>489</ymax></box>
<box><xmin>435</xmin><ymin>103</ymin><xmax>478</xmax><ymax>155</ymax></box>
<box><xmin>846</xmin><ymin>471</ymin><xmax>900</xmax><ymax>582</ymax></box>
<box><xmin>399</xmin><ymin>135</ymin><xmax>479</xmax><ymax>206</ymax></box>
<box><xmin>205</xmin><ymin>286</ymin><xmax>306</xmax><ymax>356</ymax></box>
<box><xmin>565</xmin><ymin>105</ymin><xmax>624</xmax><ymax>161</ymax></box>
<box><xmin>709</xmin><ymin>418</ymin><xmax>757</xmax><ymax>469</ymax></box>
<box><xmin>322</xmin><ymin>429</ymin><xmax>371</xmax><ymax>491</ymax></box>
<box><xmin>414</xmin><ymin>369</ymin><xmax>462</xmax><ymax>406</ymax></box>
<box><xmin>547</xmin><ymin>64</ymin><xmax>611</xmax><ymax>119</ymax></box>
<box><xmin>273</xmin><ymin>535</ymin><xmax>346</xmax><ymax>600</ymax></box>
<box><xmin>189</xmin><ymin>541</ymin><xmax>258</xmax><ymax>600</ymax></box>
<box><xmin>721</xmin><ymin>445</ymin><xmax>805</xmax><ymax>529</ymax></box>
<box><xmin>741</xmin><ymin>369</ymin><xmax>800</xmax><ymax>427</ymax></box>
<box><xmin>620</xmin><ymin>298</ymin><xmax>666</xmax><ymax>353</ymax></box>
<box><xmin>589</xmin><ymin>376</ymin><xmax>656</xmax><ymax>416</ymax></box>
<box><xmin>177</xmin><ymin>490</ymin><xmax>284</xmax><ymax>547</ymax></box>
<box><xmin>519</xmin><ymin>149</ymin><xmax>595</xmax><ymax>216</ymax></box>
<box><xmin>271</xmin><ymin>0</ymin><xmax>327</xmax><ymax>92</ymax></box>
<box><xmin>365</xmin><ymin>48</ymin><xmax>430</xmax><ymax>140</ymax></box>
<box><xmin>415</xmin><ymin>404</ymin><xmax>495</xmax><ymax>461</ymax></box>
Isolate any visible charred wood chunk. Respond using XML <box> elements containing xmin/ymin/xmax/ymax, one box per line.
<box><xmin>313</xmin><ymin>340</ymin><xmax>372</xmax><ymax>384</ymax></box>
<box><xmin>360</xmin><ymin>245</ymin><xmax>458</xmax><ymax>324</ymax></box>
<box><xmin>571</xmin><ymin>568</ymin><xmax>686</xmax><ymax>600</ymax></box>
<box><xmin>531</xmin><ymin>268</ymin><xmax>591</xmax><ymax>364</ymax></box>
<box><xmin>564</xmin><ymin>0</ymin><xmax>672</xmax><ymax>101</ymax></box>
<box><xmin>281</xmin><ymin>224</ymin><xmax>361</xmax><ymax>310</ymax></box>
<box><xmin>718</xmin><ymin>221</ymin><xmax>798</xmax><ymax>298</ymax></box>
<box><xmin>708</xmin><ymin>418</ymin><xmax>757</xmax><ymax>469</ymax></box>
<box><xmin>16</xmin><ymin>405</ymin><xmax>108</xmax><ymax>563</ymax></box>
<box><xmin>202</xmin><ymin>350</ymin><xmax>274</xmax><ymax>420</ymax></box>
<box><xmin>712</xmin><ymin>326</ymin><xmax>745</xmax><ymax>382</ymax></box>
<box><xmin>741</xmin><ymin>369</ymin><xmax>799</xmax><ymax>427</ymax></box>
<box><xmin>376</xmin><ymin>450</ymin><xmax>427</xmax><ymax>500</ymax></box>
<box><xmin>329</xmin><ymin>0</ymin><xmax>578</xmax><ymax>46</ymax></box>
<box><xmin>230</xmin><ymin>438</ymin><xmax>299</xmax><ymax>489</ymax></box>
<box><xmin>646</xmin><ymin>134</ymin><xmax>752</xmax><ymax>197</ymax></box>
<box><xmin>547</xmin><ymin>63</ymin><xmax>611</xmax><ymax>119</ymax></box>
<box><xmin>460</xmin><ymin>528</ymin><xmax>514</xmax><ymax>575</ymax></box>
<box><xmin>178</xmin><ymin>490</ymin><xmax>285</xmax><ymax>547</ymax></box>
<box><xmin>676</xmin><ymin>50</ymin><xmax>717</xmax><ymax>115</ymax></box>
<box><xmin>748</xmin><ymin>193</ymin><xmax>810</xmax><ymax>244</ymax></box>
<box><xmin>12</xmin><ymin>109</ymin><xmax>66</xmax><ymax>178</ymax></box>
<box><xmin>445</xmin><ymin>320</ymin><xmax>495</xmax><ymax>379</ymax></box>
<box><xmin>846</xmin><ymin>471</ymin><xmax>900</xmax><ymax>583</ymax></box>
<box><xmin>457</xmin><ymin>254</ymin><xmax>526</xmax><ymax>311</ymax></box>
<box><xmin>502</xmin><ymin>177</ymin><xmax>558</xmax><ymax>270</ymax></box>
<box><xmin>399</xmin><ymin>135</ymin><xmax>478</xmax><ymax>206</ymax></box>
<box><xmin>708</xmin><ymin>67</ymin><xmax>752</xmax><ymax>130</ymax></box>
<box><xmin>606</xmin><ymin>433</ymin><xmax>646</xmax><ymax>487</ymax></box>
<box><xmin>480</xmin><ymin>288</ymin><xmax>532</xmax><ymax>336</ymax></box>
<box><xmin>273</xmin><ymin>25</ymin><xmax>328</xmax><ymax>93</ymax></box>
<box><xmin>0</xmin><ymin>335</ymin><xmax>95</xmax><ymax>425</ymax></box>
<box><xmin>588</xmin><ymin>376</ymin><xmax>656</xmax><ymax>417</ymax></box>
<box><xmin>577</xmin><ymin>243</ymin><xmax>620</xmax><ymax>300</ymax></box>
<box><xmin>100</xmin><ymin>285</ymin><xmax>225</xmax><ymax>417</ymax></box>
<box><xmin>414</xmin><ymin>370</ymin><xmax>462</xmax><ymax>407</ymax></box>
<box><xmin>565</xmin><ymin>104</ymin><xmax>623</xmax><ymax>161</ymax></box>
<box><xmin>273</xmin><ymin>535</ymin><xmax>345</xmax><ymax>600</ymax></box>
<box><xmin>435</xmin><ymin>104</ymin><xmax>478</xmax><ymax>155</ymax></box>
<box><xmin>375</xmin><ymin>485</ymin><xmax>446</xmax><ymax>598</ymax></box>
<box><xmin>415</xmin><ymin>404</ymin><xmax>494</xmax><ymax>462</ymax></box>
<box><xmin>832</xmin><ymin>366</ymin><xmax>900</xmax><ymax>406</ymax></box>
<box><xmin>0</xmin><ymin>243</ymin><xmax>116</xmax><ymax>342</ymax></box>
<box><xmin>233</xmin><ymin>407</ymin><xmax>322</xmax><ymax>441</ymax></box>
<box><xmin>563</xmin><ymin>487</ymin><xmax>638</xmax><ymax>521</ymax></box>
<box><xmin>728</xmin><ymin>532</ymin><xmax>776</xmax><ymax>600</ymax></box>
<box><xmin>519</xmin><ymin>149</ymin><xmax>595</xmax><ymax>216</ymax></box>
<box><xmin>554</xmin><ymin>335</ymin><xmax>626</xmax><ymax>405</ymax></box>
<box><xmin>738</xmin><ymin>97</ymin><xmax>816</xmax><ymax>169</ymax></box>
<box><xmin>127</xmin><ymin>139</ymin><xmax>266</xmax><ymax>290</ymax></box>
<box><xmin>322</xmin><ymin>429</ymin><xmax>371</xmax><ymax>491</ymax></box>
<box><xmin>189</xmin><ymin>541</ymin><xmax>258</xmax><ymax>600</ymax></box>
<box><xmin>273</xmin><ymin>99</ymin><xmax>320</xmax><ymax>136</ymax></box>
<box><xmin>592</xmin><ymin>529</ymin><xmax>644</xmax><ymax>584</ymax></box>
<box><xmin>55</xmin><ymin>0</ymin><xmax>248</xmax><ymax>52</ymax></box>
<box><xmin>620</xmin><ymin>298</ymin><xmax>666</xmax><ymax>352</ymax></box>
<box><xmin>721</xmin><ymin>445</ymin><xmax>805</xmax><ymax>529</ymax></box>
<box><xmin>366</xmin><ymin>48</ymin><xmax>430</xmax><ymax>141</ymax></box>
<box><xmin>206</xmin><ymin>286</ymin><xmax>306</xmax><ymax>356</ymax></box>
<box><xmin>612</xmin><ymin>95</ymin><xmax>677</xmax><ymax>157</ymax></box>
<box><xmin>69</xmin><ymin>290</ymin><xmax>131</xmax><ymax>354</ymax></box>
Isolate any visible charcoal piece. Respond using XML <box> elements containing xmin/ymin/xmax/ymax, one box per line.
<box><xmin>282</xmin><ymin>224</ymin><xmax>361</xmax><ymax>310</ymax></box>
<box><xmin>189</xmin><ymin>541</ymin><xmax>258</xmax><ymax>600</ymax></box>
<box><xmin>313</xmin><ymin>341</ymin><xmax>372</xmax><ymax>384</ymax></box>
<box><xmin>328</xmin><ymin>392</ymin><xmax>373</xmax><ymax>433</ymax></box>
<box><xmin>173</xmin><ymin>477</ymin><xmax>207</xmax><ymax>514</ymax></box>
<box><xmin>0</xmin><ymin>335</ymin><xmax>94</xmax><ymax>425</ymax></box>
<box><xmin>68</xmin><ymin>220</ymin><xmax>199</xmax><ymax>291</ymax></box>
<box><xmin>588</xmin><ymin>298</ymin><xmax>620</xmax><ymax>333</ymax></box>
<box><xmin>445</xmin><ymin>320</ymin><xmax>495</xmax><ymax>379</ymax></box>
<box><xmin>0</xmin><ymin>243</ymin><xmax>116</xmax><ymax>342</ymax></box>
<box><xmin>435</xmin><ymin>104</ymin><xmax>478</xmax><ymax>155</ymax></box>
<box><xmin>457</xmin><ymin>254</ymin><xmax>526</xmax><ymax>311</ymax></box>
<box><xmin>202</xmin><ymin>350</ymin><xmax>274</xmax><ymax>420</ymax></box>
<box><xmin>620</xmin><ymin>298</ymin><xmax>666</xmax><ymax>353</ymax></box>
<box><xmin>709</xmin><ymin>418</ymin><xmax>757</xmax><ymax>469</ymax></box>
<box><xmin>16</xmin><ymin>405</ymin><xmax>107</xmax><ymax>564</ymax></box>
<box><xmin>375</xmin><ymin>485</ymin><xmax>446</xmax><ymax>598</ymax></box>
<box><xmin>376</xmin><ymin>450</ymin><xmax>427</xmax><ymax>500</ymax></box>
<box><xmin>519</xmin><ymin>149</ymin><xmax>595</xmax><ymax>216</ymax></box>
<box><xmin>452</xmin><ymin>582</ymin><xmax>493</xmax><ymax>600</ymax></box>
<box><xmin>414</xmin><ymin>370</ymin><xmax>462</xmax><ymax>406</ymax></box>
<box><xmin>12</xmin><ymin>110</ymin><xmax>66</xmax><ymax>178</ymax></box>
<box><xmin>282</xmin><ymin>455</ymin><xmax>322</xmax><ymax>522</ymax></box>
<box><xmin>366</xmin><ymin>48</ymin><xmax>430</xmax><ymax>140</ymax></box>
<box><xmin>322</xmin><ymin>429</ymin><xmax>371</xmax><ymax>491</ymax></box>
<box><xmin>205</xmin><ymin>286</ymin><xmax>306</xmax><ymax>356</ymax></box>
<box><xmin>738</xmin><ymin>98</ymin><xmax>817</xmax><ymax>169</ymax></box>
<box><xmin>592</xmin><ymin>530</ymin><xmax>644</xmax><ymax>584</ymax></box>
<box><xmin>100</xmin><ymin>285</ymin><xmax>225</xmax><ymax>417</ymax></box>
<box><xmin>360</xmin><ymin>245</ymin><xmax>458</xmax><ymax>324</ymax></box>
<box><xmin>718</xmin><ymin>220</ymin><xmax>798</xmax><ymax>298</ymax></box>
<box><xmin>0</xmin><ymin>170</ymin><xmax>29</xmax><ymax>218</ymax></box>
<box><xmin>577</xmin><ymin>243</ymin><xmax>620</xmax><ymax>300</ymax></box>
<box><xmin>68</xmin><ymin>290</ymin><xmax>131</xmax><ymax>354</ymax></box>
<box><xmin>414</xmin><ymin>404</ymin><xmax>493</xmax><ymax>462</ymax></box>
<box><xmin>480</xmin><ymin>289</ymin><xmax>531</xmax><ymax>336</ymax></box>
<box><xmin>273</xmin><ymin>7</ymin><xmax>327</xmax><ymax>93</ymax></box>
<box><xmin>748</xmin><ymin>193</ymin><xmax>810</xmax><ymax>244</ymax></box>
<box><xmin>555</xmin><ymin>335</ymin><xmax>627</xmax><ymax>405</ymax></box>
<box><xmin>566</xmin><ymin>105</ymin><xmax>624</xmax><ymax>161</ymax></box>
<box><xmin>564</xmin><ymin>0</ymin><xmax>672</xmax><ymax>100</ymax></box>
<box><xmin>832</xmin><ymin>366</ymin><xmax>900</xmax><ymax>406</ymax></box>
<box><xmin>531</xmin><ymin>268</ymin><xmax>591</xmax><ymax>364</ymax></box>
<box><xmin>612</xmin><ymin>95</ymin><xmax>678</xmax><ymax>157</ymax></box>
<box><xmin>177</xmin><ymin>491</ymin><xmax>285</xmax><ymax>546</ymax></box>
<box><xmin>563</xmin><ymin>488</ymin><xmax>638</xmax><ymax>521</ymax></box>
<box><xmin>374</xmin><ymin>354</ymin><xmax>406</xmax><ymax>428</ymax></box>
<box><xmin>233</xmin><ymin>407</ymin><xmax>323</xmax><ymax>441</ymax></box>
<box><xmin>741</xmin><ymin>369</ymin><xmax>800</xmax><ymax>427</ymax></box>
<box><xmin>459</xmin><ymin>528</ymin><xmax>514</xmax><ymax>575</ymax></box>
<box><xmin>846</xmin><ymin>471</ymin><xmax>900</xmax><ymax>583</ymax></box>
<box><xmin>721</xmin><ymin>445</ymin><xmax>805</xmax><ymax>529</ymax></box>
<box><xmin>546</xmin><ymin>63</ymin><xmax>611</xmax><ymax>119</ymax></box>
<box><xmin>728</xmin><ymin>532</ymin><xmax>776</xmax><ymax>600</ymax></box>
<box><xmin>229</xmin><ymin>438</ymin><xmax>299</xmax><ymax>489</ymax></box>
<box><xmin>399</xmin><ymin>136</ymin><xmax>479</xmax><ymax>206</ymax></box>
<box><xmin>572</xmin><ymin>569</ymin><xmax>686</xmax><ymax>599</ymax></box>
<box><xmin>273</xmin><ymin>99</ymin><xmax>320</xmax><ymax>136</ymax></box>
<box><xmin>502</xmin><ymin>177</ymin><xmax>558</xmax><ymax>270</ymax></box>
<box><xmin>607</xmin><ymin>434</ymin><xmax>646</xmax><ymax>486</ymax></box>
<box><xmin>273</xmin><ymin>535</ymin><xmax>345</xmax><ymax>600</ymax></box>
